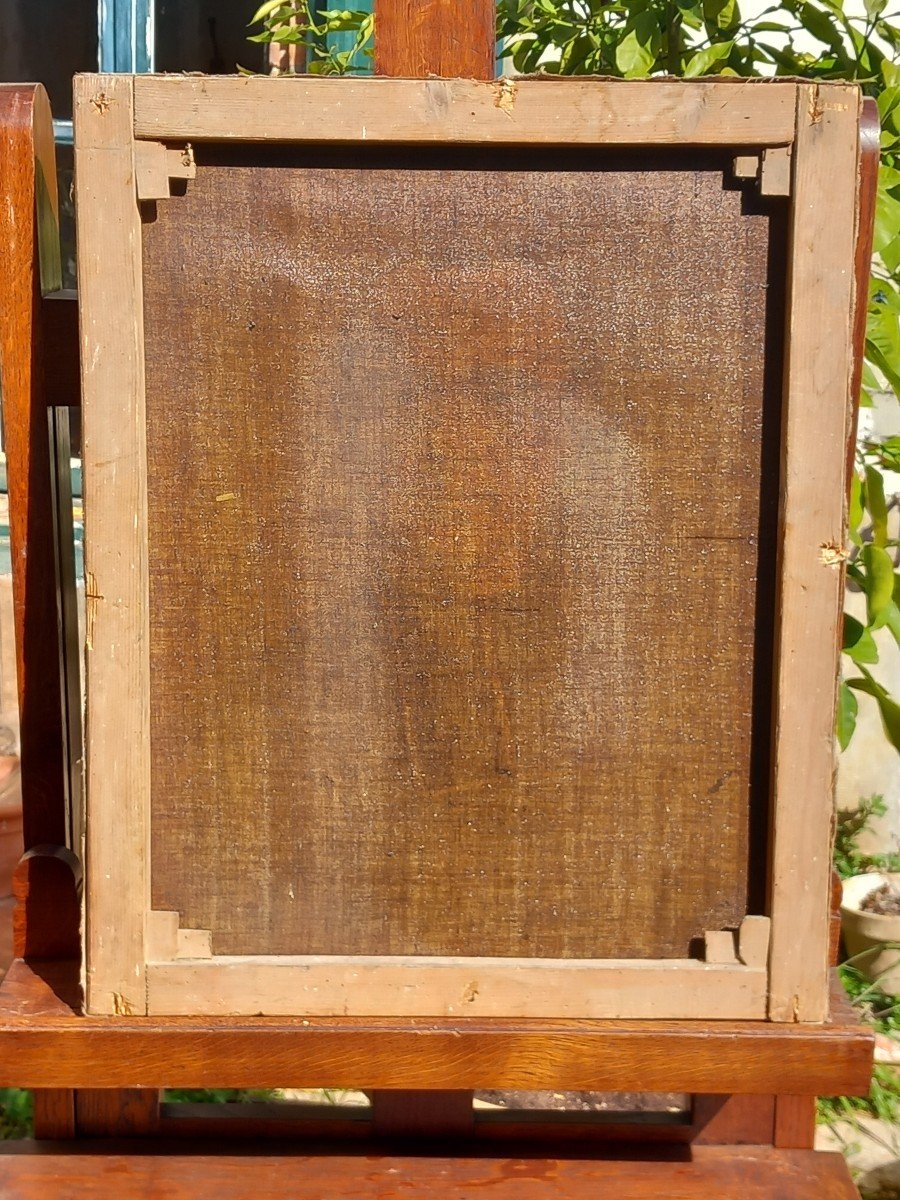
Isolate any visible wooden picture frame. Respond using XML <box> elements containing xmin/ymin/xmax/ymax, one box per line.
<box><xmin>75</xmin><ymin>74</ymin><xmax>861</xmax><ymax>1022</ymax></box>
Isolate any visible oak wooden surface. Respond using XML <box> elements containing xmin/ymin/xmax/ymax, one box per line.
<box><xmin>146</xmin><ymin>959</ymin><xmax>768</xmax><ymax>1020</ymax></box>
<box><xmin>74</xmin><ymin>73</ymin><xmax>151</xmax><ymax>1018</ymax></box>
<box><xmin>375</xmin><ymin>0</ymin><xmax>496</xmax><ymax>78</ymax></box>
<box><xmin>690</xmin><ymin>1095</ymin><xmax>774</xmax><ymax>1146</ymax></box>
<box><xmin>0</xmin><ymin>1146</ymin><xmax>862</xmax><ymax>1199</ymax></box>
<box><xmin>0</xmin><ymin>80</ymin><xmax>85</xmax><ymax>1150</ymax></box>
<box><xmin>131</xmin><ymin>76</ymin><xmax>801</xmax><ymax>146</ymax></box>
<box><xmin>0</xmin><ymin>962</ymin><xmax>873</xmax><ymax>1094</ymax></box>
<box><xmin>30</xmin><ymin>1091</ymin><xmax>75</xmax><ymax>1140</ymax></box>
<box><xmin>773</xmin><ymin>1096</ymin><xmax>816</xmax><ymax>1151</ymax></box>
<box><xmin>767</xmin><ymin>83</ymin><xmax>862</xmax><ymax>1022</ymax></box>
<box><xmin>75</xmin><ymin>1090</ymin><xmax>161</xmax><ymax>1138</ymax></box>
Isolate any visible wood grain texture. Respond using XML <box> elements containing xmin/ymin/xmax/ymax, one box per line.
<box><xmin>12</xmin><ymin>847</ymin><xmax>81</xmax><ymax>961</ymax></box>
<box><xmin>847</xmin><ymin>98</ymin><xmax>880</xmax><ymax>483</ymax></box>
<box><xmin>691</xmin><ymin>1095</ymin><xmax>775</xmax><ymax>1146</ymax></box>
<box><xmin>0</xmin><ymin>85</ymin><xmax>70</xmax><ymax>853</ymax></box>
<box><xmin>30</xmin><ymin>1091</ymin><xmax>75</xmax><ymax>1140</ymax></box>
<box><xmin>74</xmin><ymin>74</ymin><xmax>150</xmax><ymax>1017</ymax></box>
<box><xmin>143</xmin><ymin>146</ymin><xmax>780</xmax><ymax>976</ymax></box>
<box><xmin>75</xmin><ymin>1089</ymin><xmax>160</xmax><ymax>1137</ymax></box>
<box><xmin>40</xmin><ymin>292</ymin><xmax>81</xmax><ymax>409</ymax></box>
<box><xmin>0</xmin><ymin>1146</ymin><xmax>862</xmax><ymax>1199</ymax></box>
<box><xmin>131</xmin><ymin>76</ymin><xmax>800</xmax><ymax>146</ymax></box>
<box><xmin>145</xmin><ymin>958</ymin><xmax>767</xmax><ymax>1019</ymax></box>
<box><xmin>767</xmin><ymin>84</ymin><xmax>862</xmax><ymax>1022</ymax></box>
<box><xmin>773</xmin><ymin>1095</ymin><xmax>816</xmax><ymax>1150</ymax></box>
<box><xmin>375</xmin><ymin>0</ymin><xmax>496</xmax><ymax>79</ymax></box>
<box><xmin>0</xmin><ymin>962</ymin><xmax>873</xmax><ymax>1094</ymax></box>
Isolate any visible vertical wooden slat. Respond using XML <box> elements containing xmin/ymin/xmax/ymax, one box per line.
<box><xmin>75</xmin><ymin>1089</ymin><xmax>160</xmax><ymax>1136</ymax></box>
<box><xmin>74</xmin><ymin>74</ymin><xmax>150</xmax><ymax>1017</ymax></box>
<box><xmin>773</xmin><ymin>1095</ymin><xmax>817</xmax><ymax>1148</ymax></box>
<box><xmin>372</xmin><ymin>0</ymin><xmax>494</xmax><ymax>1126</ymax></box>
<box><xmin>375</xmin><ymin>0</ymin><xmax>495</xmax><ymax>79</ymax></box>
<box><xmin>0</xmin><ymin>80</ymin><xmax>80</xmax><ymax>1145</ymax></box>
<box><xmin>768</xmin><ymin>84</ymin><xmax>862</xmax><ymax>1022</ymax></box>
<box><xmin>0</xmin><ymin>85</ymin><xmax>70</xmax><ymax>854</ymax></box>
<box><xmin>32</xmin><ymin>1089</ymin><xmax>76</xmax><ymax>1139</ymax></box>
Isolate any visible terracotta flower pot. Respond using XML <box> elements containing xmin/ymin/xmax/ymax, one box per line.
<box><xmin>841</xmin><ymin>872</ymin><xmax>900</xmax><ymax>996</ymax></box>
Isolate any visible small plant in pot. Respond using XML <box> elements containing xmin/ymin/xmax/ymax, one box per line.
<box><xmin>842</xmin><ymin>873</ymin><xmax>900</xmax><ymax>996</ymax></box>
<box><xmin>836</xmin><ymin>797</ymin><xmax>900</xmax><ymax>995</ymax></box>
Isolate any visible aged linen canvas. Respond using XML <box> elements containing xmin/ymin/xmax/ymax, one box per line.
<box><xmin>141</xmin><ymin>146</ymin><xmax>781</xmax><ymax>961</ymax></box>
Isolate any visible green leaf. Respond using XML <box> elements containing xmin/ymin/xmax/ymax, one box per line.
<box><xmin>867</xmin><ymin>338</ymin><xmax>900</xmax><ymax>397</ymax></box>
<box><xmin>883</xmin><ymin>599</ymin><xmax>900</xmax><ymax>647</ymax></box>
<box><xmin>685</xmin><ymin>40</ymin><xmax>734</xmax><ymax>75</ymax></box>
<box><xmin>798</xmin><ymin>1</ymin><xmax>845</xmax><ymax>50</ymax></box>
<box><xmin>615</xmin><ymin>11</ymin><xmax>661</xmax><ymax>77</ymax></box>
<box><xmin>863</xmin><ymin>543</ymin><xmax>896</xmax><ymax>626</ymax></box>
<box><xmin>848</xmin><ymin>668</ymin><xmax>900</xmax><ymax>753</ymax></box>
<box><xmin>249</xmin><ymin>0</ymin><xmax>292</xmax><ymax>25</ymax></box>
<box><xmin>843</xmin><ymin>614</ymin><xmax>880</xmax><ymax>664</ymax></box>
<box><xmin>837</xmin><ymin>681</ymin><xmax>859</xmax><ymax>750</ymax></box>
<box><xmin>866</xmin><ymin>464</ymin><xmax>889</xmax><ymax>548</ymax></box>
<box><xmin>704</xmin><ymin>0</ymin><xmax>740</xmax><ymax>31</ymax></box>
<box><xmin>849</xmin><ymin>469</ymin><xmax>864</xmax><ymax>545</ymax></box>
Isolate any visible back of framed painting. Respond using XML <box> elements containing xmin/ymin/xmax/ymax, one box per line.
<box><xmin>76</xmin><ymin>74</ymin><xmax>862</xmax><ymax>1021</ymax></box>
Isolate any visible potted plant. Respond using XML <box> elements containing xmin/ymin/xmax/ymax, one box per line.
<box><xmin>841</xmin><ymin>873</ymin><xmax>900</xmax><ymax>996</ymax></box>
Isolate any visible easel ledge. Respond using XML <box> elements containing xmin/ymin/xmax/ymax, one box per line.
<box><xmin>0</xmin><ymin>960</ymin><xmax>873</xmax><ymax>1093</ymax></box>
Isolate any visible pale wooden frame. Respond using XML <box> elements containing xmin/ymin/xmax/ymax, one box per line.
<box><xmin>75</xmin><ymin>74</ymin><xmax>861</xmax><ymax>1021</ymax></box>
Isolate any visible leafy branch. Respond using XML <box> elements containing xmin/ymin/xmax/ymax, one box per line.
<box><xmin>249</xmin><ymin>2</ymin><xmax>373</xmax><ymax>74</ymax></box>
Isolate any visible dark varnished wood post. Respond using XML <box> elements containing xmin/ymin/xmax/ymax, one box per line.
<box><xmin>846</xmin><ymin>97</ymin><xmax>880</xmax><ymax>487</ymax></box>
<box><xmin>0</xmin><ymin>82</ymin><xmax>84</xmax><ymax>1139</ymax></box>
<box><xmin>375</xmin><ymin>0</ymin><xmax>496</xmax><ymax>79</ymax></box>
<box><xmin>0</xmin><ymin>84</ymin><xmax>153</xmax><ymax>1141</ymax></box>
<box><xmin>371</xmin><ymin>0</ymin><xmax>495</xmax><ymax>1136</ymax></box>
<box><xmin>0</xmin><ymin>85</ymin><xmax>68</xmax><ymax>853</ymax></box>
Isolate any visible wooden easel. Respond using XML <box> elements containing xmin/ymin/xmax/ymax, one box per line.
<box><xmin>0</xmin><ymin>0</ymin><xmax>880</xmax><ymax>1193</ymax></box>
